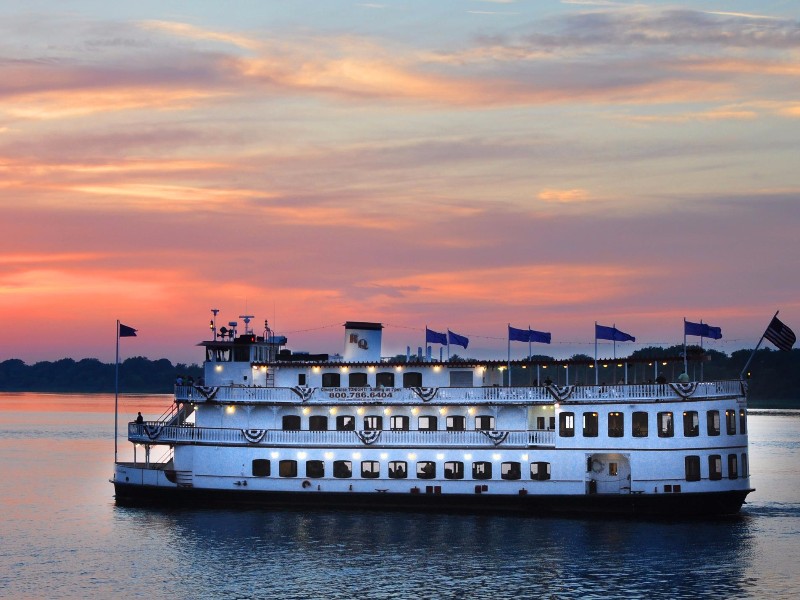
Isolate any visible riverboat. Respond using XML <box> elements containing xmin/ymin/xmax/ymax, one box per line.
<box><xmin>112</xmin><ymin>318</ymin><xmax>754</xmax><ymax>516</ymax></box>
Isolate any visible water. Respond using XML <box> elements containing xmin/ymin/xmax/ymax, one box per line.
<box><xmin>1</xmin><ymin>393</ymin><xmax>798</xmax><ymax>599</ymax></box>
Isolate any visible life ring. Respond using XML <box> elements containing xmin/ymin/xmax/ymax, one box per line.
<box><xmin>591</xmin><ymin>459</ymin><xmax>604</xmax><ymax>474</ymax></box>
<box><xmin>302</xmin><ymin>480</ymin><xmax>311</xmax><ymax>489</ymax></box>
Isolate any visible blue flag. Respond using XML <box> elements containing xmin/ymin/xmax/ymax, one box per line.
<box><xmin>426</xmin><ymin>327</ymin><xmax>447</xmax><ymax>345</ymax></box>
<box><xmin>119</xmin><ymin>323</ymin><xmax>137</xmax><ymax>337</ymax></box>
<box><xmin>595</xmin><ymin>324</ymin><xmax>635</xmax><ymax>342</ymax></box>
<box><xmin>685</xmin><ymin>320</ymin><xmax>722</xmax><ymax>340</ymax></box>
<box><xmin>448</xmin><ymin>330</ymin><xmax>469</xmax><ymax>349</ymax></box>
<box><xmin>509</xmin><ymin>325</ymin><xmax>551</xmax><ymax>344</ymax></box>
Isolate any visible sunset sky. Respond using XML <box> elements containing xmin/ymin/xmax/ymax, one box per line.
<box><xmin>1</xmin><ymin>0</ymin><xmax>798</xmax><ymax>365</ymax></box>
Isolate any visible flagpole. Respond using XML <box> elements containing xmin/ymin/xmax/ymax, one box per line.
<box><xmin>594</xmin><ymin>322</ymin><xmax>598</xmax><ymax>385</ymax></box>
<box><xmin>528</xmin><ymin>326</ymin><xmax>532</xmax><ymax>386</ymax></box>
<box><xmin>114</xmin><ymin>319</ymin><xmax>120</xmax><ymax>464</ymax></box>
<box><xmin>739</xmin><ymin>310</ymin><xmax>779</xmax><ymax>380</ymax></box>
<box><xmin>683</xmin><ymin>317</ymin><xmax>688</xmax><ymax>375</ymax></box>
<box><xmin>700</xmin><ymin>319</ymin><xmax>705</xmax><ymax>382</ymax></box>
<box><xmin>507</xmin><ymin>324</ymin><xmax>511</xmax><ymax>388</ymax></box>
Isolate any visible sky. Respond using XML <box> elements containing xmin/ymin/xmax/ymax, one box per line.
<box><xmin>0</xmin><ymin>0</ymin><xmax>798</xmax><ymax>365</ymax></box>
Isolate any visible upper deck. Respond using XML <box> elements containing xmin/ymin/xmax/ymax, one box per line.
<box><xmin>176</xmin><ymin>380</ymin><xmax>745</xmax><ymax>406</ymax></box>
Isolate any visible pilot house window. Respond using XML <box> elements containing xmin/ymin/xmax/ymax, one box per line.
<box><xmin>402</xmin><ymin>372</ymin><xmax>423</xmax><ymax>388</ymax></box>
<box><xmin>322</xmin><ymin>373</ymin><xmax>340</xmax><ymax>388</ymax></box>
<box><xmin>349</xmin><ymin>372</ymin><xmax>368</xmax><ymax>387</ymax></box>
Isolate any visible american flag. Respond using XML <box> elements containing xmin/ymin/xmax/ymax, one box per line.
<box><xmin>764</xmin><ymin>316</ymin><xmax>796</xmax><ymax>352</ymax></box>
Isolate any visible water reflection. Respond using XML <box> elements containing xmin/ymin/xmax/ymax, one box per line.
<box><xmin>111</xmin><ymin>506</ymin><xmax>759</xmax><ymax>599</ymax></box>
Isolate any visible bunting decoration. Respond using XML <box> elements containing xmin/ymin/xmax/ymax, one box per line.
<box><xmin>410</xmin><ymin>387</ymin><xmax>439</xmax><ymax>402</ymax></box>
<box><xmin>143</xmin><ymin>424</ymin><xmax>163</xmax><ymax>440</ymax></box>
<box><xmin>291</xmin><ymin>385</ymin><xmax>315</xmax><ymax>402</ymax></box>
<box><xmin>479</xmin><ymin>430</ymin><xmax>509</xmax><ymax>446</ymax></box>
<box><xmin>546</xmin><ymin>384</ymin><xmax>575</xmax><ymax>402</ymax></box>
<box><xmin>242</xmin><ymin>429</ymin><xmax>267</xmax><ymax>444</ymax></box>
<box><xmin>669</xmin><ymin>382</ymin><xmax>699</xmax><ymax>399</ymax></box>
<box><xmin>193</xmin><ymin>386</ymin><xmax>219</xmax><ymax>400</ymax></box>
<box><xmin>355</xmin><ymin>430</ymin><xmax>382</xmax><ymax>445</ymax></box>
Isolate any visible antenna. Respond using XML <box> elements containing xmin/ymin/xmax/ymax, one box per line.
<box><xmin>239</xmin><ymin>315</ymin><xmax>254</xmax><ymax>335</ymax></box>
<box><xmin>211</xmin><ymin>308</ymin><xmax>220</xmax><ymax>340</ymax></box>
<box><xmin>228</xmin><ymin>321</ymin><xmax>238</xmax><ymax>339</ymax></box>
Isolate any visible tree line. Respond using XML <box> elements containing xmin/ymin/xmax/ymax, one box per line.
<box><xmin>0</xmin><ymin>357</ymin><xmax>202</xmax><ymax>394</ymax></box>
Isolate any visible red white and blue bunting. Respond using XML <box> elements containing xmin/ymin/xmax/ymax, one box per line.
<box><xmin>669</xmin><ymin>382</ymin><xmax>699</xmax><ymax>399</ymax></box>
<box><xmin>546</xmin><ymin>384</ymin><xmax>575</xmax><ymax>402</ymax></box>
<box><xmin>291</xmin><ymin>386</ymin><xmax>315</xmax><ymax>402</ymax></box>
<box><xmin>355</xmin><ymin>430</ymin><xmax>382</xmax><ymax>445</ymax></box>
<box><xmin>479</xmin><ymin>430</ymin><xmax>509</xmax><ymax>446</ymax></box>
<box><xmin>193</xmin><ymin>386</ymin><xmax>219</xmax><ymax>400</ymax></box>
<box><xmin>242</xmin><ymin>429</ymin><xmax>267</xmax><ymax>444</ymax></box>
<box><xmin>410</xmin><ymin>387</ymin><xmax>439</xmax><ymax>402</ymax></box>
<box><xmin>143</xmin><ymin>424</ymin><xmax>163</xmax><ymax>440</ymax></box>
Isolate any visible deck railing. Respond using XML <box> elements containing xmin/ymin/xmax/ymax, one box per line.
<box><xmin>128</xmin><ymin>423</ymin><xmax>555</xmax><ymax>449</ymax></box>
<box><xmin>175</xmin><ymin>380</ymin><xmax>742</xmax><ymax>405</ymax></box>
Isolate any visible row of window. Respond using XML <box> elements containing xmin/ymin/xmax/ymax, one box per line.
<box><xmin>281</xmin><ymin>414</ymin><xmax>504</xmax><ymax>432</ymax></box>
<box><xmin>685</xmin><ymin>453</ymin><xmax>748</xmax><ymax>481</ymax></box>
<box><xmin>252</xmin><ymin>459</ymin><xmax>552</xmax><ymax>481</ymax></box>
<box><xmin>560</xmin><ymin>409</ymin><xmax>746</xmax><ymax>438</ymax></box>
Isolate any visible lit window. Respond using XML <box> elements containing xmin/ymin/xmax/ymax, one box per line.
<box><xmin>725</xmin><ymin>410</ymin><xmax>737</xmax><ymax>435</ymax></box>
<box><xmin>390</xmin><ymin>415</ymin><xmax>410</xmax><ymax>431</ymax></box>
<box><xmin>418</xmin><ymin>416</ymin><xmax>438</xmax><ymax>431</ymax></box>
<box><xmin>444</xmin><ymin>461</ymin><xmax>464</xmax><ymax>480</ymax></box>
<box><xmin>336</xmin><ymin>415</ymin><xmax>355</xmax><ymax>431</ymax></box>
<box><xmin>363</xmin><ymin>415</ymin><xmax>383</xmax><ymax>431</ymax></box>
<box><xmin>658</xmin><ymin>412</ymin><xmax>674</xmax><ymax>437</ymax></box>
<box><xmin>333</xmin><ymin>460</ymin><xmax>352</xmax><ymax>478</ymax></box>
<box><xmin>739</xmin><ymin>410</ymin><xmax>747</xmax><ymax>434</ymax></box>
<box><xmin>472</xmin><ymin>461</ymin><xmax>492</xmax><ymax>480</ymax></box>
<box><xmin>417</xmin><ymin>461</ymin><xmax>436</xmax><ymax>479</ymax></box>
<box><xmin>501</xmin><ymin>462</ymin><xmax>521</xmax><ymax>480</ymax></box>
<box><xmin>559</xmin><ymin>412</ymin><xmax>575</xmax><ymax>437</ymax></box>
<box><xmin>388</xmin><ymin>461</ymin><xmax>407</xmax><ymax>479</ymax></box>
<box><xmin>709</xmin><ymin>455</ymin><xmax>722</xmax><ymax>481</ymax></box>
<box><xmin>475</xmin><ymin>415</ymin><xmax>495</xmax><ymax>431</ymax></box>
<box><xmin>446</xmin><ymin>415</ymin><xmax>466</xmax><ymax>431</ymax></box>
<box><xmin>530</xmin><ymin>462</ymin><xmax>551</xmax><ymax>481</ymax></box>
<box><xmin>683</xmin><ymin>411</ymin><xmax>699</xmax><ymax>437</ymax></box>
<box><xmin>361</xmin><ymin>461</ymin><xmax>380</xmax><ymax>479</ymax></box>
<box><xmin>728</xmin><ymin>454</ymin><xmax>738</xmax><ymax>480</ymax></box>
<box><xmin>707</xmin><ymin>410</ymin><xmax>720</xmax><ymax>436</ymax></box>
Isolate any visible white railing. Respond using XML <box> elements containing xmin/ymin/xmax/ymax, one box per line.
<box><xmin>127</xmin><ymin>423</ymin><xmax>554</xmax><ymax>449</ymax></box>
<box><xmin>175</xmin><ymin>380</ymin><xmax>742</xmax><ymax>405</ymax></box>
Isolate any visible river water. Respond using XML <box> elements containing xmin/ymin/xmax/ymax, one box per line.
<box><xmin>0</xmin><ymin>393</ymin><xmax>798</xmax><ymax>599</ymax></box>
